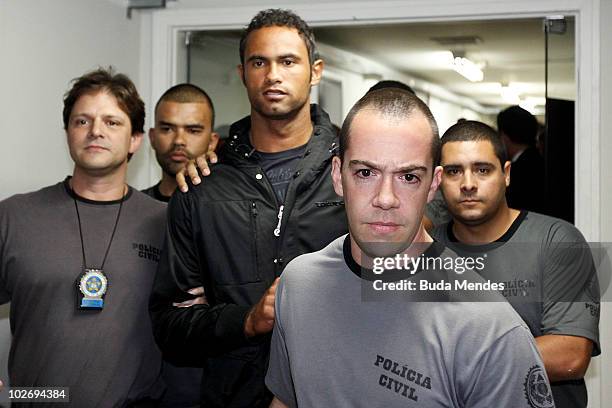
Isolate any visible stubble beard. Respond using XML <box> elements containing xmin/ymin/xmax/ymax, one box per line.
<box><xmin>156</xmin><ymin>151</ymin><xmax>182</xmax><ymax>178</ymax></box>
<box><xmin>250</xmin><ymin>88</ymin><xmax>311</xmax><ymax>122</ymax></box>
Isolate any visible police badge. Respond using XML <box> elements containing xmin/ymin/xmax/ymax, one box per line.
<box><xmin>71</xmin><ymin>183</ymin><xmax>126</xmax><ymax>312</ymax></box>
<box><xmin>77</xmin><ymin>269</ymin><xmax>108</xmax><ymax>310</ymax></box>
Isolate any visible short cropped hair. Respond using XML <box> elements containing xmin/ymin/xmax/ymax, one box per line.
<box><xmin>339</xmin><ymin>88</ymin><xmax>440</xmax><ymax>168</ymax></box>
<box><xmin>441</xmin><ymin>120</ymin><xmax>508</xmax><ymax>168</ymax></box>
<box><xmin>155</xmin><ymin>83</ymin><xmax>215</xmax><ymax>128</ymax></box>
<box><xmin>239</xmin><ymin>9</ymin><xmax>318</xmax><ymax>66</ymax></box>
<box><xmin>367</xmin><ymin>80</ymin><xmax>415</xmax><ymax>95</ymax></box>
<box><xmin>63</xmin><ymin>67</ymin><xmax>144</xmax><ymax>135</ymax></box>
<box><xmin>497</xmin><ymin>105</ymin><xmax>538</xmax><ymax>146</ymax></box>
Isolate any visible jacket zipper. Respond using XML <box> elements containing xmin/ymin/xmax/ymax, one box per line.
<box><xmin>273</xmin><ymin>205</ymin><xmax>284</xmax><ymax>237</ymax></box>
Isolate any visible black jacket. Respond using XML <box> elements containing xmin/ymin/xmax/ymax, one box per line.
<box><xmin>506</xmin><ymin>146</ymin><xmax>547</xmax><ymax>213</ymax></box>
<box><xmin>150</xmin><ymin>105</ymin><xmax>347</xmax><ymax>407</ymax></box>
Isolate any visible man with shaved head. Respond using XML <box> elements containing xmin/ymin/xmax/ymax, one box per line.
<box><xmin>266</xmin><ymin>89</ymin><xmax>553</xmax><ymax>408</ymax></box>
<box><xmin>143</xmin><ymin>83</ymin><xmax>219</xmax><ymax>202</ymax></box>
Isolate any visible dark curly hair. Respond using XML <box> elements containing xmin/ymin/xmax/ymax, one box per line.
<box><xmin>239</xmin><ymin>9</ymin><xmax>318</xmax><ymax>66</ymax></box>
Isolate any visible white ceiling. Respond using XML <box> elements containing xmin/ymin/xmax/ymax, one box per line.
<box><xmin>314</xmin><ymin>18</ymin><xmax>575</xmax><ymax>111</ymax></box>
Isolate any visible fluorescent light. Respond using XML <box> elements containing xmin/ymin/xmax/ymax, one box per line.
<box><xmin>519</xmin><ymin>97</ymin><xmax>546</xmax><ymax>115</ymax></box>
<box><xmin>500</xmin><ymin>84</ymin><xmax>521</xmax><ymax>104</ymax></box>
<box><xmin>452</xmin><ymin>55</ymin><xmax>484</xmax><ymax>82</ymax></box>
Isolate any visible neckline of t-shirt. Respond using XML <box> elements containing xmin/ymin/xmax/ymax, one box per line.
<box><xmin>152</xmin><ymin>182</ymin><xmax>171</xmax><ymax>203</ymax></box>
<box><xmin>342</xmin><ymin>235</ymin><xmax>446</xmax><ymax>282</ymax></box>
<box><xmin>63</xmin><ymin>176</ymin><xmax>133</xmax><ymax>205</ymax></box>
<box><xmin>446</xmin><ymin>210</ymin><xmax>528</xmax><ymax>251</ymax></box>
<box><xmin>254</xmin><ymin>142</ymin><xmax>308</xmax><ymax>160</ymax></box>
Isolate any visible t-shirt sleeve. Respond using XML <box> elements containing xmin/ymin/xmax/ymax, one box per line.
<box><xmin>540</xmin><ymin>221</ymin><xmax>600</xmax><ymax>355</ymax></box>
<box><xmin>0</xmin><ymin>202</ymin><xmax>13</xmax><ymax>304</ymax></box>
<box><xmin>265</xmin><ymin>277</ymin><xmax>297</xmax><ymax>408</ymax></box>
<box><xmin>462</xmin><ymin>326</ymin><xmax>555</xmax><ymax>408</ymax></box>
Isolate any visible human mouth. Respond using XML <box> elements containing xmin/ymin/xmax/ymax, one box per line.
<box><xmin>85</xmin><ymin>145</ymin><xmax>108</xmax><ymax>152</ymax></box>
<box><xmin>263</xmin><ymin>88</ymin><xmax>287</xmax><ymax>101</ymax></box>
<box><xmin>459</xmin><ymin>198</ymin><xmax>481</xmax><ymax>206</ymax></box>
<box><xmin>368</xmin><ymin>222</ymin><xmax>400</xmax><ymax>234</ymax></box>
<box><xmin>170</xmin><ymin>151</ymin><xmax>188</xmax><ymax>162</ymax></box>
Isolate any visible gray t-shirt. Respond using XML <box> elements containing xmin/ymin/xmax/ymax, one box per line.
<box><xmin>0</xmin><ymin>179</ymin><xmax>166</xmax><ymax>407</ymax></box>
<box><xmin>432</xmin><ymin>211</ymin><xmax>600</xmax><ymax>408</ymax></box>
<box><xmin>266</xmin><ymin>235</ymin><xmax>553</xmax><ymax>408</ymax></box>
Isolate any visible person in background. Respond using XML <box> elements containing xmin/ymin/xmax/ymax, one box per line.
<box><xmin>497</xmin><ymin>105</ymin><xmax>547</xmax><ymax>213</ymax></box>
<box><xmin>143</xmin><ymin>83</ymin><xmax>219</xmax><ymax>203</ymax></box>
<box><xmin>433</xmin><ymin>120</ymin><xmax>599</xmax><ymax>408</ymax></box>
<box><xmin>143</xmin><ymin>83</ymin><xmax>219</xmax><ymax>407</ymax></box>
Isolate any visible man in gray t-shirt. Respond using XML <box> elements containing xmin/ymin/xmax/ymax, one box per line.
<box><xmin>0</xmin><ymin>69</ymin><xmax>166</xmax><ymax>406</ymax></box>
<box><xmin>433</xmin><ymin>120</ymin><xmax>598</xmax><ymax>408</ymax></box>
<box><xmin>266</xmin><ymin>88</ymin><xmax>553</xmax><ymax>407</ymax></box>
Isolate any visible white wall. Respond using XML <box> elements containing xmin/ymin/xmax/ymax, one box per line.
<box><xmin>0</xmin><ymin>0</ymin><xmax>146</xmax><ymax>398</ymax></box>
<box><xmin>189</xmin><ymin>35</ymin><xmax>251</xmax><ymax>131</ymax></box>
<box><xmin>597</xmin><ymin>0</ymin><xmax>612</xmax><ymax>404</ymax></box>
<box><xmin>0</xmin><ymin>0</ymin><xmax>146</xmax><ymax>201</ymax></box>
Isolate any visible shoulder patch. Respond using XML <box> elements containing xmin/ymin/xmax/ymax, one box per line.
<box><xmin>523</xmin><ymin>365</ymin><xmax>554</xmax><ymax>408</ymax></box>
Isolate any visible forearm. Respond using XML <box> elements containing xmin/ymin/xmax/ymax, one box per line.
<box><xmin>535</xmin><ymin>334</ymin><xmax>593</xmax><ymax>381</ymax></box>
<box><xmin>149</xmin><ymin>296</ymin><xmax>252</xmax><ymax>365</ymax></box>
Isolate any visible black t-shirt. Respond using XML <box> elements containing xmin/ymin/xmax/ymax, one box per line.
<box><xmin>142</xmin><ymin>182</ymin><xmax>171</xmax><ymax>203</ymax></box>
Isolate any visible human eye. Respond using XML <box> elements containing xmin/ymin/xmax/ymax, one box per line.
<box><xmin>476</xmin><ymin>166</ymin><xmax>491</xmax><ymax>175</ymax></box>
<box><xmin>282</xmin><ymin>58</ymin><xmax>295</xmax><ymax>66</ymax></box>
<box><xmin>444</xmin><ymin>167</ymin><xmax>460</xmax><ymax>176</ymax></box>
<box><xmin>73</xmin><ymin>118</ymin><xmax>88</xmax><ymax>126</ymax></box>
<box><xmin>107</xmin><ymin>120</ymin><xmax>119</xmax><ymax>127</ymax></box>
<box><xmin>401</xmin><ymin>173</ymin><xmax>420</xmax><ymax>184</ymax></box>
<box><xmin>355</xmin><ymin>168</ymin><xmax>373</xmax><ymax>178</ymax></box>
<box><xmin>252</xmin><ymin>59</ymin><xmax>265</xmax><ymax>68</ymax></box>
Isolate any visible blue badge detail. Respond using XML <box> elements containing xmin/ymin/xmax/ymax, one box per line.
<box><xmin>523</xmin><ymin>365</ymin><xmax>554</xmax><ymax>408</ymax></box>
<box><xmin>79</xmin><ymin>269</ymin><xmax>108</xmax><ymax>309</ymax></box>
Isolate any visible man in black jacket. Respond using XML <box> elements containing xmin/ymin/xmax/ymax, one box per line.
<box><xmin>149</xmin><ymin>9</ymin><xmax>347</xmax><ymax>408</ymax></box>
<box><xmin>497</xmin><ymin>105</ymin><xmax>547</xmax><ymax>213</ymax></box>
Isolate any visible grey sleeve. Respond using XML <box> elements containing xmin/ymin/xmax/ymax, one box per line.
<box><xmin>0</xmin><ymin>203</ymin><xmax>12</xmax><ymax>304</ymax></box>
<box><xmin>462</xmin><ymin>326</ymin><xmax>555</xmax><ymax>408</ymax></box>
<box><xmin>541</xmin><ymin>222</ymin><xmax>600</xmax><ymax>354</ymax></box>
<box><xmin>265</xmin><ymin>278</ymin><xmax>297</xmax><ymax>408</ymax></box>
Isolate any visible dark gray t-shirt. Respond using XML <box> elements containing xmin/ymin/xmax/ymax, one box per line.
<box><xmin>255</xmin><ymin>144</ymin><xmax>307</xmax><ymax>203</ymax></box>
<box><xmin>432</xmin><ymin>211</ymin><xmax>600</xmax><ymax>408</ymax></box>
<box><xmin>266</xmin><ymin>235</ymin><xmax>553</xmax><ymax>408</ymax></box>
<box><xmin>0</xmin><ymin>180</ymin><xmax>166</xmax><ymax>407</ymax></box>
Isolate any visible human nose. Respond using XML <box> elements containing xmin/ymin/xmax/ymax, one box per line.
<box><xmin>460</xmin><ymin>172</ymin><xmax>477</xmax><ymax>193</ymax></box>
<box><xmin>265</xmin><ymin>62</ymin><xmax>281</xmax><ymax>83</ymax></box>
<box><xmin>372</xmin><ymin>176</ymin><xmax>400</xmax><ymax>210</ymax></box>
<box><xmin>89</xmin><ymin>117</ymin><xmax>104</xmax><ymax>138</ymax></box>
<box><xmin>173</xmin><ymin>128</ymin><xmax>186</xmax><ymax>147</ymax></box>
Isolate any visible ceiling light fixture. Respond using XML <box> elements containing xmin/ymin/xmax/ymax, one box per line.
<box><xmin>451</xmin><ymin>51</ymin><xmax>484</xmax><ymax>82</ymax></box>
<box><xmin>500</xmin><ymin>83</ymin><xmax>521</xmax><ymax>105</ymax></box>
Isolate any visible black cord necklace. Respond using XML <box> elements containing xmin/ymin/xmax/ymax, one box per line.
<box><xmin>73</xmin><ymin>185</ymin><xmax>126</xmax><ymax>310</ymax></box>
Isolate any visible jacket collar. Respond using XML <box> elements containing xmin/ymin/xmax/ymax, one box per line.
<box><xmin>221</xmin><ymin>104</ymin><xmax>338</xmax><ymax>167</ymax></box>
